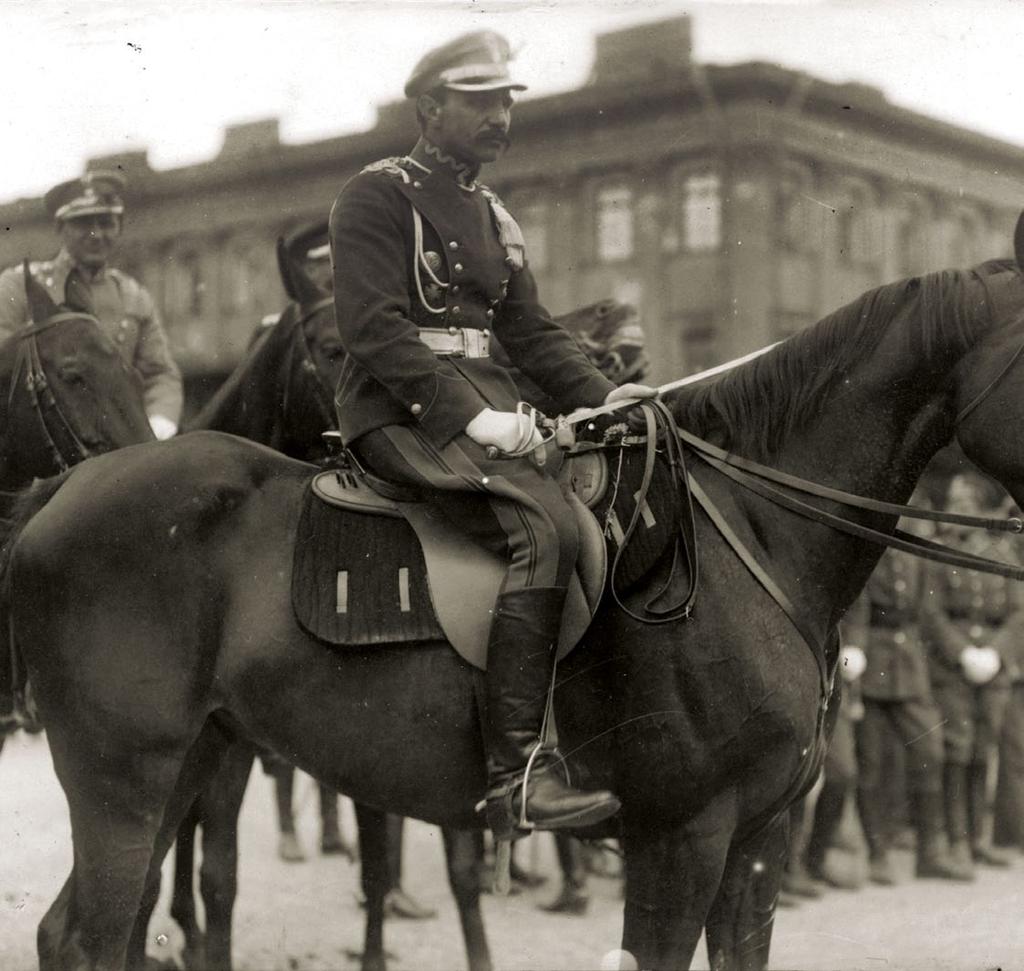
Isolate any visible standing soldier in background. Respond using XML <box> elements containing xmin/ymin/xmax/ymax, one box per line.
<box><xmin>847</xmin><ymin>518</ymin><xmax>970</xmax><ymax>885</ymax></box>
<box><xmin>0</xmin><ymin>170</ymin><xmax>182</xmax><ymax>439</ymax></box>
<box><xmin>922</xmin><ymin>473</ymin><xmax>1021</xmax><ymax>878</ymax></box>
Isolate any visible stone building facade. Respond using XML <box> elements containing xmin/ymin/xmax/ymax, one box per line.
<box><xmin>1</xmin><ymin>16</ymin><xmax>1022</xmax><ymax>411</ymax></box>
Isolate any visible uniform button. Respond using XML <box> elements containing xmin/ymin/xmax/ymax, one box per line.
<box><xmin>504</xmin><ymin>256</ymin><xmax>514</xmax><ymax>266</ymax></box>
<box><xmin>449</xmin><ymin>241</ymin><xmax>459</xmax><ymax>250</ymax></box>
<box><xmin>413</xmin><ymin>181</ymin><xmax>423</xmax><ymax>189</ymax></box>
<box><xmin>482</xmin><ymin>329</ymin><xmax>490</xmax><ymax>337</ymax></box>
<box><xmin>454</xmin><ymin>263</ymin><xmax>464</xmax><ymax>273</ymax></box>
<box><xmin>451</xmin><ymin>285</ymin><xmax>460</xmax><ymax>294</ymax></box>
<box><xmin>485</xmin><ymin>309</ymin><xmax>494</xmax><ymax>319</ymax></box>
<box><xmin>452</xmin><ymin>306</ymin><xmax>461</xmax><ymax>315</ymax></box>
<box><xmin>448</xmin><ymin>326</ymin><xmax>458</xmax><ymax>335</ymax></box>
<box><xmin>410</xmin><ymin>403</ymin><xmax>422</xmax><ymax>416</ymax></box>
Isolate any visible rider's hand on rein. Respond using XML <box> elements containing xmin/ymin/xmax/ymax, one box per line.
<box><xmin>466</xmin><ymin>407</ymin><xmax>545</xmax><ymax>455</ymax></box>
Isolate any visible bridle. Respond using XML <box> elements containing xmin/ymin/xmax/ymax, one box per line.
<box><xmin>280</xmin><ymin>296</ymin><xmax>338</xmax><ymax>441</ymax></box>
<box><xmin>3</xmin><ymin>313</ymin><xmax>99</xmax><ymax>474</ymax></box>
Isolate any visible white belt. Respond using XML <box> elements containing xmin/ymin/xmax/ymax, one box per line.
<box><xmin>419</xmin><ymin>326</ymin><xmax>491</xmax><ymax>358</ymax></box>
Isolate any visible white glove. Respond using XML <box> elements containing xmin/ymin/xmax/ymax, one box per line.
<box><xmin>465</xmin><ymin>408</ymin><xmax>543</xmax><ymax>454</ymax></box>
<box><xmin>149</xmin><ymin>414</ymin><xmax>178</xmax><ymax>441</ymax></box>
<box><xmin>960</xmin><ymin>645</ymin><xmax>1001</xmax><ymax>685</ymax></box>
<box><xmin>603</xmin><ymin>383</ymin><xmax>659</xmax><ymax>407</ymax></box>
<box><xmin>840</xmin><ymin>645</ymin><xmax>867</xmax><ymax>683</ymax></box>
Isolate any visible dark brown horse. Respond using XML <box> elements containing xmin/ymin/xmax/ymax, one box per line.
<box><xmin>170</xmin><ymin>294</ymin><xmax>640</xmax><ymax>971</ymax></box>
<box><xmin>8</xmin><ymin>227</ymin><xmax>1024</xmax><ymax>970</ymax></box>
<box><xmin>0</xmin><ymin>263</ymin><xmax>152</xmax><ymax>734</ymax></box>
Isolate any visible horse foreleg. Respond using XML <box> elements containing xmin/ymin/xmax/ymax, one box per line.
<box><xmin>621</xmin><ymin>793</ymin><xmax>738</xmax><ymax>971</ymax></box>
<box><xmin>354</xmin><ymin>802</ymin><xmax>390</xmax><ymax>971</ymax></box>
<box><xmin>195</xmin><ymin>743</ymin><xmax>254</xmax><ymax>970</ymax></box>
<box><xmin>442</xmin><ymin>827</ymin><xmax>492</xmax><ymax>971</ymax></box>
<box><xmin>169</xmin><ymin>802</ymin><xmax>203</xmax><ymax>967</ymax></box>
<box><xmin>704</xmin><ymin>813</ymin><xmax>788</xmax><ymax>971</ymax></box>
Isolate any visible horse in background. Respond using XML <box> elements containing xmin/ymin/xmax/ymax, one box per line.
<box><xmin>167</xmin><ymin>264</ymin><xmax>648</xmax><ymax>969</ymax></box>
<box><xmin>0</xmin><ymin>262</ymin><xmax>152</xmax><ymax>736</ymax></box>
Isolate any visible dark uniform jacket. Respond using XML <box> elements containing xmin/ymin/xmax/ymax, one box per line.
<box><xmin>920</xmin><ymin>528</ymin><xmax>1024</xmax><ymax>686</ymax></box>
<box><xmin>329</xmin><ymin>140</ymin><xmax>615</xmax><ymax>447</ymax></box>
<box><xmin>845</xmin><ymin>547</ymin><xmax>933</xmax><ymax>701</ymax></box>
<box><xmin>0</xmin><ymin>248</ymin><xmax>183</xmax><ymax>424</ymax></box>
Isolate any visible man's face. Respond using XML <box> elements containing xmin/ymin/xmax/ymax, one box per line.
<box><xmin>302</xmin><ymin>256</ymin><xmax>333</xmax><ymax>294</ymax></box>
<box><xmin>58</xmin><ymin>213</ymin><xmax>121</xmax><ymax>271</ymax></box>
<box><xmin>431</xmin><ymin>88</ymin><xmax>514</xmax><ymax>166</ymax></box>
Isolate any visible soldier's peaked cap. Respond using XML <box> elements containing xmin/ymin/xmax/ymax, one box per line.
<box><xmin>44</xmin><ymin>170</ymin><xmax>126</xmax><ymax>221</ymax></box>
<box><xmin>404</xmin><ymin>31</ymin><xmax>527</xmax><ymax>99</ymax></box>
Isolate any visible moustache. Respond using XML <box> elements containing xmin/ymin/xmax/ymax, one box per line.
<box><xmin>478</xmin><ymin>129</ymin><xmax>510</xmax><ymax>146</ymax></box>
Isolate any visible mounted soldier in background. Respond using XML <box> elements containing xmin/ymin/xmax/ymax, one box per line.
<box><xmin>0</xmin><ymin>170</ymin><xmax>182</xmax><ymax>439</ymax></box>
<box><xmin>328</xmin><ymin>30</ymin><xmax>656</xmax><ymax>842</ymax></box>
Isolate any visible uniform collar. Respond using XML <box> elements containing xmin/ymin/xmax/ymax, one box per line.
<box><xmin>407</xmin><ymin>138</ymin><xmax>479</xmax><ymax>190</ymax></box>
<box><xmin>54</xmin><ymin>246</ymin><xmax>109</xmax><ymax>283</ymax></box>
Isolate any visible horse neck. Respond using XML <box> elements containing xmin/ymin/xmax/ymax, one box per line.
<box><xmin>190</xmin><ymin>315</ymin><xmax>293</xmax><ymax>446</ymax></box>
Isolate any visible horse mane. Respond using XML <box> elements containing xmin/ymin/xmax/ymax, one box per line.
<box><xmin>672</xmin><ymin>265</ymin><xmax>998</xmax><ymax>459</ymax></box>
<box><xmin>189</xmin><ymin>306</ymin><xmax>301</xmax><ymax>433</ymax></box>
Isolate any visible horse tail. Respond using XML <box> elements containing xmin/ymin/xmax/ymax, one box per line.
<box><xmin>0</xmin><ymin>471</ymin><xmax>72</xmax><ymax>731</ymax></box>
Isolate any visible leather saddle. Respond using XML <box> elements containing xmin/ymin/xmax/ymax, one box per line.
<box><xmin>291</xmin><ymin>451</ymin><xmax>610</xmax><ymax>671</ymax></box>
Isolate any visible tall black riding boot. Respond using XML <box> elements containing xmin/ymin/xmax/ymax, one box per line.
<box><xmin>483</xmin><ymin>587</ymin><xmax>620</xmax><ymax>839</ymax></box>
<box><xmin>943</xmin><ymin>762</ymin><xmax>976</xmax><ymax>877</ymax></box>
<box><xmin>968</xmin><ymin>760</ymin><xmax>1012</xmax><ymax>867</ymax></box>
<box><xmin>912</xmin><ymin>788</ymin><xmax>973</xmax><ymax>881</ymax></box>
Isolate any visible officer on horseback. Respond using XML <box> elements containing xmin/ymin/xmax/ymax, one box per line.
<box><xmin>0</xmin><ymin>170</ymin><xmax>183</xmax><ymax>440</ymax></box>
<box><xmin>329</xmin><ymin>31</ymin><xmax>656</xmax><ymax>839</ymax></box>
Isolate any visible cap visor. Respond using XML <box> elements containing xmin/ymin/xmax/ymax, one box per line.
<box><xmin>443</xmin><ymin>80</ymin><xmax>527</xmax><ymax>92</ymax></box>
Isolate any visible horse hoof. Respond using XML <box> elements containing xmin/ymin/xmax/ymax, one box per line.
<box><xmin>278</xmin><ymin>832</ymin><xmax>306</xmax><ymax>862</ymax></box>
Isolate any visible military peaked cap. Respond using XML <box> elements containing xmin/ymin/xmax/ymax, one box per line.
<box><xmin>404</xmin><ymin>30</ymin><xmax>527</xmax><ymax>99</ymax></box>
<box><xmin>277</xmin><ymin>218</ymin><xmax>330</xmax><ymax>303</ymax></box>
<box><xmin>44</xmin><ymin>170</ymin><xmax>126</xmax><ymax>221</ymax></box>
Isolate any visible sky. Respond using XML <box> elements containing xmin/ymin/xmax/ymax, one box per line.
<box><xmin>1</xmin><ymin>0</ymin><xmax>1022</xmax><ymax>205</ymax></box>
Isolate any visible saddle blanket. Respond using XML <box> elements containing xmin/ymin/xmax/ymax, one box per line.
<box><xmin>291</xmin><ymin>472</ymin><xmax>604</xmax><ymax>670</ymax></box>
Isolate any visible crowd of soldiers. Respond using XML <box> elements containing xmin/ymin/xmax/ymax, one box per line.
<box><xmin>783</xmin><ymin>472</ymin><xmax>1024</xmax><ymax>903</ymax></box>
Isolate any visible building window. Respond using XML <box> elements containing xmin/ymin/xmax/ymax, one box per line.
<box><xmin>596</xmin><ymin>185</ymin><xmax>634</xmax><ymax>262</ymax></box>
<box><xmin>682</xmin><ymin>173</ymin><xmax>721</xmax><ymax>252</ymax></box>
<box><xmin>836</xmin><ymin>179</ymin><xmax>879</xmax><ymax>267</ymax></box>
<box><xmin>221</xmin><ymin>241</ymin><xmax>264</xmax><ymax>314</ymax></box>
<box><xmin>677</xmin><ymin>311</ymin><xmax>717</xmax><ymax>374</ymax></box>
<box><xmin>516</xmin><ymin>198</ymin><xmax>549</xmax><ymax>271</ymax></box>
<box><xmin>779</xmin><ymin>163</ymin><xmax>815</xmax><ymax>254</ymax></box>
<box><xmin>949</xmin><ymin>206</ymin><xmax>984</xmax><ymax>268</ymax></box>
<box><xmin>165</xmin><ymin>250</ymin><xmax>205</xmax><ymax>320</ymax></box>
<box><xmin>894</xmin><ymin>197</ymin><xmax>932</xmax><ymax>277</ymax></box>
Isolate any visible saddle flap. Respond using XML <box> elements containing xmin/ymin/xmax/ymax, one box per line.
<box><xmin>294</xmin><ymin>474</ymin><xmax>606</xmax><ymax>669</ymax></box>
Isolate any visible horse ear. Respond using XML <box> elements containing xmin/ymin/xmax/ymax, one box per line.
<box><xmin>277</xmin><ymin>236</ymin><xmax>299</xmax><ymax>302</ymax></box>
<box><xmin>23</xmin><ymin>260</ymin><xmax>58</xmax><ymax>323</ymax></box>
<box><xmin>1015</xmin><ymin>211</ymin><xmax>1024</xmax><ymax>272</ymax></box>
<box><xmin>63</xmin><ymin>268</ymin><xmax>95</xmax><ymax>316</ymax></box>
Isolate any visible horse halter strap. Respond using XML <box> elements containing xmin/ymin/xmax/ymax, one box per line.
<box><xmin>5</xmin><ymin>316</ymin><xmax>97</xmax><ymax>473</ymax></box>
<box><xmin>282</xmin><ymin>297</ymin><xmax>337</xmax><ymax>432</ymax></box>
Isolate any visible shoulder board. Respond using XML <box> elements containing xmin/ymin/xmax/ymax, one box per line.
<box><xmin>359</xmin><ymin>157</ymin><xmax>411</xmax><ymax>181</ymax></box>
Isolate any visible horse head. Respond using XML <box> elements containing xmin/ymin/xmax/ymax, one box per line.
<box><xmin>0</xmin><ymin>261</ymin><xmax>152</xmax><ymax>487</ymax></box>
<box><xmin>949</xmin><ymin>211</ymin><xmax>1024</xmax><ymax>504</ymax></box>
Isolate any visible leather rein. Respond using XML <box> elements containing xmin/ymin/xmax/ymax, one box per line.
<box><xmin>3</xmin><ymin>313</ymin><xmax>99</xmax><ymax>473</ymax></box>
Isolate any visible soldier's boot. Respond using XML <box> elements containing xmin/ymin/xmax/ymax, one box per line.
<box><xmin>944</xmin><ymin>763</ymin><xmax>976</xmax><ymax>880</ymax></box>
<box><xmin>913</xmin><ymin>789</ymin><xmax>974</xmax><ymax>881</ymax></box>
<box><xmin>857</xmin><ymin>785</ymin><xmax>897</xmax><ymax>886</ymax></box>
<box><xmin>483</xmin><ymin>588</ymin><xmax>620</xmax><ymax>840</ymax></box>
<box><xmin>967</xmin><ymin>760</ymin><xmax>1013</xmax><ymax>867</ymax></box>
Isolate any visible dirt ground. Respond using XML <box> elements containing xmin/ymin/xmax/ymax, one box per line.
<box><xmin>3</xmin><ymin>730</ymin><xmax>1024</xmax><ymax>971</ymax></box>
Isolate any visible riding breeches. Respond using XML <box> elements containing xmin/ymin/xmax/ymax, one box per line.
<box><xmin>352</xmin><ymin>424</ymin><xmax>579</xmax><ymax>593</ymax></box>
